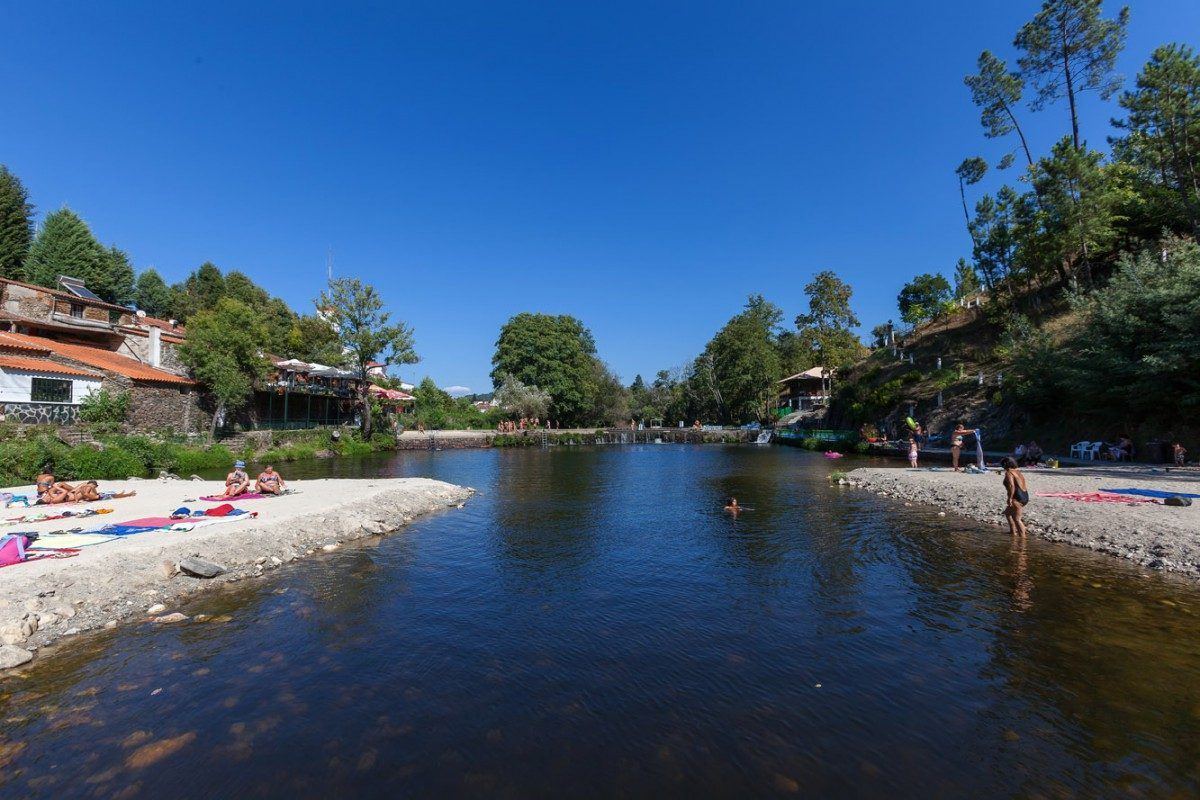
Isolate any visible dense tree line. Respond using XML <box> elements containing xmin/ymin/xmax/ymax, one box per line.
<box><xmin>492</xmin><ymin>272</ymin><xmax>866</xmax><ymax>428</ymax></box>
<box><xmin>0</xmin><ymin>165</ymin><xmax>346</xmax><ymax>365</ymax></box>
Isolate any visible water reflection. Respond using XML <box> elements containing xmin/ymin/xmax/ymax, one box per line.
<box><xmin>3</xmin><ymin>446</ymin><xmax>1200</xmax><ymax>798</ymax></box>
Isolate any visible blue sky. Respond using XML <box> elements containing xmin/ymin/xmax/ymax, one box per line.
<box><xmin>4</xmin><ymin>2</ymin><xmax>1198</xmax><ymax>393</ymax></box>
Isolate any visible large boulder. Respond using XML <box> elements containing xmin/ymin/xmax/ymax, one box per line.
<box><xmin>179</xmin><ymin>557</ymin><xmax>227</xmax><ymax>579</ymax></box>
<box><xmin>0</xmin><ymin>645</ymin><xmax>33</xmax><ymax>669</ymax></box>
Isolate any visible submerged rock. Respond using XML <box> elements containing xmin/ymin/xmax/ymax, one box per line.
<box><xmin>153</xmin><ymin>613</ymin><xmax>189</xmax><ymax>624</ymax></box>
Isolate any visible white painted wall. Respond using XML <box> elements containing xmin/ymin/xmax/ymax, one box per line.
<box><xmin>0</xmin><ymin>368</ymin><xmax>102</xmax><ymax>404</ymax></box>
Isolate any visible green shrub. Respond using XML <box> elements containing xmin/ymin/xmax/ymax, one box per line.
<box><xmin>78</xmin><ymin>389</ymin><xmax>130</xmax><ymax>433</ymax></box>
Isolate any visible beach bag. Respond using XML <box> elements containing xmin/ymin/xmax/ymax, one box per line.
<box><xmin>1164</xmin><ymin>496</ymin><xmax>1193</xmax><ymax>507</ymax></box>
<box><xmin>0</xmin><ymin>534</ymin><xmax>30</xmax><ymax>566</ymax></box>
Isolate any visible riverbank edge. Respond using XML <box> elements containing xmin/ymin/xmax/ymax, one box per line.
<box><xmin>0</xmin><ymin>478</ymin><xmax>474</xmax><ymax>670</ymax></box>
<box><xmin>845</xmin><ymin>467</ymin><xmax>1200</xmax><ymax>580</ymax></box>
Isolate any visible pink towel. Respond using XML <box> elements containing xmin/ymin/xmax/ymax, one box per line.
<box><xmin>1036</xmin><ymin>491</ymin><xmax>1158</xmax><ymax>504</ymax></box>
<box><xmin>118</xmin><ymin>517</ymin><xmax>181</xmax><ymax>528</ymax></box>
<box><xmin>199</xmin><ymin>493</ymin><xmax>269</xmax><ymax>502</ymax></box>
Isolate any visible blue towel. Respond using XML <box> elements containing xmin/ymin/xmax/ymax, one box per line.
<box><xmin>1101</xmin><ymin>487</ymin><xmax>1200</xmax><ymax>499</ymax></box>
<box><xmin>98</xmin><ymin>524</ymin><xmax>163</xmax><ymax>536</ymax></box>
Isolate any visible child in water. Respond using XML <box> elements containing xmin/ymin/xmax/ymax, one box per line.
<box><xmin>907</xmin><ymin>437</ymin><xmax>919</xmax><ymax>468</ymax></box>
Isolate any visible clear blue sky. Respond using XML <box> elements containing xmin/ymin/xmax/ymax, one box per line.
<box><xmin>4</xmin><ymin>2</ymin><xmax>1198</xmax><ymax>393</ymax></box>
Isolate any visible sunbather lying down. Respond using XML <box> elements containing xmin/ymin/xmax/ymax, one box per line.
<box><xmin>37</xmin><ymin>478</ymin><xmax>136</xmax><ymax>505</ymax></box>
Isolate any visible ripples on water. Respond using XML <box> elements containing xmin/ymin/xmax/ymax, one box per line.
<box><xmin>2</xmin><ymin>446</ymin><xmax>1199</xmax><ymax>798</ymax></box>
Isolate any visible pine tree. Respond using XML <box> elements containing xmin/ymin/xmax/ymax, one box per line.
<box><xmin>24</xmin><ymin>207</ymin><xmax>104</xmax><ymax>290</ymax></box>
<box><xmin>99</xmin><ymin>245</ymin><xmax>135</xmax><ymax>305</ymax></box>
<box><xmin>0</xmin><ymin>165</ymin><xmax>34</xmax><ymax>279</ymax></box>
<box><xmin>1015</xmin><ymin>0</ymin><xmax>1129</xmax><ymax>151</ymax></box>
<box><xmin>133</xmin><ymin>268</ymin><xmax>174</xmax><ymax>317</ymax></box>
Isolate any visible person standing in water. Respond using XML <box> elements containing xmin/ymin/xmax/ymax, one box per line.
<box><xmin>1001</xmin><ymin>456</ymin><xmax>1029</xmax><ymax>537</ymax></box>
<box><xmin>907</xmin><ymin>436</ymin><xmax>919</xmax><ymax>468</ymax></box>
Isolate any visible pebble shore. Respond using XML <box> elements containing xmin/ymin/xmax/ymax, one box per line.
<box><xmin>0</xmin><ymin>477</ymin><xmax>473</xmax><ymax>670</ymax></box>
<box><xmin>847</xmin><ymin>465</ymin><xmax>1200</xmax><ymax>578</ymax></box>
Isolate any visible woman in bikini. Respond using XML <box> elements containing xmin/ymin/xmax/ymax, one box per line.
<box><xmin>35</xmin><ymin>472</ymin><xmax>56</xmax><ymax>502</ymax></box>
<box><xmin>1001</xmin><ymin>456</ymin><xmax>1029</xmax><ymax>538</ymax></box>
<box><xmin>67</xmin><ymin>481</ymin><xmax>137</xmax><ymax>503</ymax></box>
<box><xmin>255</xmin><ymin>465</ymin><xmax>286</xmax><ymax>495</ymax></box>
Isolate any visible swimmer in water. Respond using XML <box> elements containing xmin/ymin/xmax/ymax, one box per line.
<box><xmin>724</xmin><ymin>497</ymin><xmax>741</xmax><ymax>514</ymax></box>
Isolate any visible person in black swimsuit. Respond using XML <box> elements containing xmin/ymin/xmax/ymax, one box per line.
<box><xmin>1001</xmin><ymin>456</ymin><xmax>1029</xmax><ymax>537</ymax></box>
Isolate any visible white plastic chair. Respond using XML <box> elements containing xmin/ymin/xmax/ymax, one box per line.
<box><xmin>1069</xmin><ymin>441</ymin><xmax>1091</xmax><ymax>459</ymax></box>
<box><xmin>1084</xmin><ymin>442</ymin><xmax>1103</xmax><ymax>460</ymax></box>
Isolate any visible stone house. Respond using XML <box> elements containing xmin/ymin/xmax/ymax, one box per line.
<box><xmin>0</xmin><ymin>277</ymin><xmax>206</xmax><ymax>431</ymax></box>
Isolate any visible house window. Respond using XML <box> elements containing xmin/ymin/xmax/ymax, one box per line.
<box><xmin>31</xmin><ymin>377</ymin><xmax>73</xmax><ymax>403</ymax></box>
<box><xmin>70</xmin><ymin>303</ymin><xmax>84</xmax><ymax>318</ymax></box>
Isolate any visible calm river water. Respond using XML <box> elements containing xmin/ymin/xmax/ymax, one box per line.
<box><xmin>3</xmin><ymin>446</ymin><xmax>1200</xmax><ymax>798</ymax></box>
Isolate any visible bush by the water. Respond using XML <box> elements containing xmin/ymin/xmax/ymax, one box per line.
<box><xmin>0</xmin><ymin>430</ymin><xmax>239</xmax><ymax>486</ymax></box>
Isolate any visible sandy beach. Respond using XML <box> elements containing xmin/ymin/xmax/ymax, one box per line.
<box><xmin>0</xmin><ymin>476</ymin><xmax>473</xmax><ymax>667</ymax></box>
<box><xmin>848</xmin><ymin>464</ymin><xmax>1200</xmax><ymax>578</ymax></box>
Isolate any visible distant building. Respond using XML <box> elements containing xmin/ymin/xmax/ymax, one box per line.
<box><xmin>366</xmin><ymin>361</ymin><xmax>387</xmax><ymax>378</ymax></box>
<box><xmin>777</xmin><ymin>367</ymin><xmax>830</xmax><ymax>412</ymax></box>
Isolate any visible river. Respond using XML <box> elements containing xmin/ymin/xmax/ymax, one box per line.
<box><xmin>3</xmin><ymin>446</ymin><xmax>1199</xmax><ymax>798</ymax></box>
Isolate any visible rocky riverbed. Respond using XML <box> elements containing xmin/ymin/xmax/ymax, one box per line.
<box><xmin>847</xmin><ymin>465</ymin><xmax>1200</xmax><ymax>578</ymax></box>
<box><xmin>0</xmin><ymin>477</ymin><xmax>473</xmax><ymax>669</ymax></box>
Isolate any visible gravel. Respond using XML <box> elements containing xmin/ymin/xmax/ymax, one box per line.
<box><xmin>848</xmin><ymin>465</ymin><xmax>1200</xmax><ymax>578</ymax></box>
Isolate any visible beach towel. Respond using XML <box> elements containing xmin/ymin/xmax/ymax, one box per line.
<box><xmin>1099</xmin><ymin>487</ymin><xmax>1200</xmax><ymax>500</ymax></box>
<box><xmin>1037</xmin><ymin>491</ymin><xmax>1158</xmax><ymax>504</ymax></box>
<box><xmin>170</xmin><ymin>513</ymin><xmax>257</xmax><ymax>532</ymax></box>
<box><xmin>200</xmin><ymin>492</ymin><xmax>270</xmax><ymax>502</ymax></box>
<box><xmin>31</xmin><ymin>532</ymin><xmax>117</xmax><ymax>548</ymax></box>
<box><xmin>117</xmin><ymin>517</ymin><xmax>180</xmax><ymax>529</ymax></box>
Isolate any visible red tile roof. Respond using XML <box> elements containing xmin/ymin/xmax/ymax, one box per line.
<box><xmin>0</xmin><ymin>331</ymin><xmax>195</xmax><ymax>385</ymax></box>
<box><xmin>0</xmin><ymin>355</ymin><xmax>102</xmax><ymax>379</ymax></box>
<box><xmin>0</xmin><ymin>332</ymin><xmax>51</xmax><ymax>355</ymax></box>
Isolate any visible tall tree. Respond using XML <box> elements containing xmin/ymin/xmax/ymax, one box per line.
<box><xmin>1032</xmin><ymin>137</ymin><xmax>1127</xmax><ymax>284</ymax></box>
<box><xmin>317</xmin><ymin>277</ymin><xmax>418</xmax><ymax>439</ymax></box>
<box><xmin>1015</xmin><ymin>0</ymin><xmax>1130</xmax><ymax>151</ymax></box>
<box><xmin>794</xmin><ymin>271</ymin><xmax>864</xmax><ymax>376</ymax></box>
<box><xmin>133</xmin><ymin>268</ymin><xmax>174</xmax><ymax>317</ymax></box>
<box><xmin>953</xmin><ymin>258</ymin><xmax>981</xmax><ymax>299</ymax></box>
<box><xmin>1112</xmin><ymin>43</ymin><xmax>1200</xmax><ymax>234</ymax></box>
<box><xmin>897</xmin><ymin>273</ymin><xmax>953</xmax><ymax>325</ymax></box>
<box><xmin>955</xmin><ymin>157</ymin><xmax>989</xmax><ymax>243</ymax></box>
<box><xmin>170</xmin><ymin>262</ymin><xmax>226</xmax><ymax>321</ymax></box>
<box><xmin>0</xmin><ymin>165</ymin><xmax>34</xmax><ymax>279</ymax></box>
<box><xmin>964</xmin><ymin>51</ymin><xmax>1036</xmax><ymax>166</ymax></box>
<box><xmin>491</xmin><ymin>313</ymin><xmax>599</xmax><ymax>426</ymax></box>
<box><xmin>24</xmin><ymin>207</ymin><xmax>104</xmax><ymax>290</ymax></box>
<box><xmin>178</xmin><ymin>298</ymin><xmax>270</xmax><ymax>441</ymax></box>
<box><xmin>697</xmin><ymin>295</ymin><xmax>784</xmax><ymax>423</ymax></box>
<box><xmin>282</xmin><ymin>313</ymin><xmax>344</xmax><ymax>364</ymax></box>
<box><xmin>98</xmin><ymin>245</ymin><xmax>135</xmax><ymax>305</ymax></box>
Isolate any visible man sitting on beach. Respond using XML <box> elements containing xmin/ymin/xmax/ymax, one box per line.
<box><xmin>220</xmin><ymin>461</ymin><xmax>251</xmax><ymax>498</ymax></box>
<box><xmin>256</xmin><ymin>465</ymin><xmax>287</xmax><ymax>495</ymax></box>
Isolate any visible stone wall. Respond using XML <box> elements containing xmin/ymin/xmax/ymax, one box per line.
<box><xmin>112</xmin><ymin>377</ymin><xmax>212</xmax><ymax>434</ymax></box>
<box><xmin>119</xmin><ymin>333</ymin><xmax>187</xmax><ymax>375</ymax></box>
<box><xmin>0</xmin><ymin>402</ymin><xmax>78</xmax><ymax>425</ymax></box>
